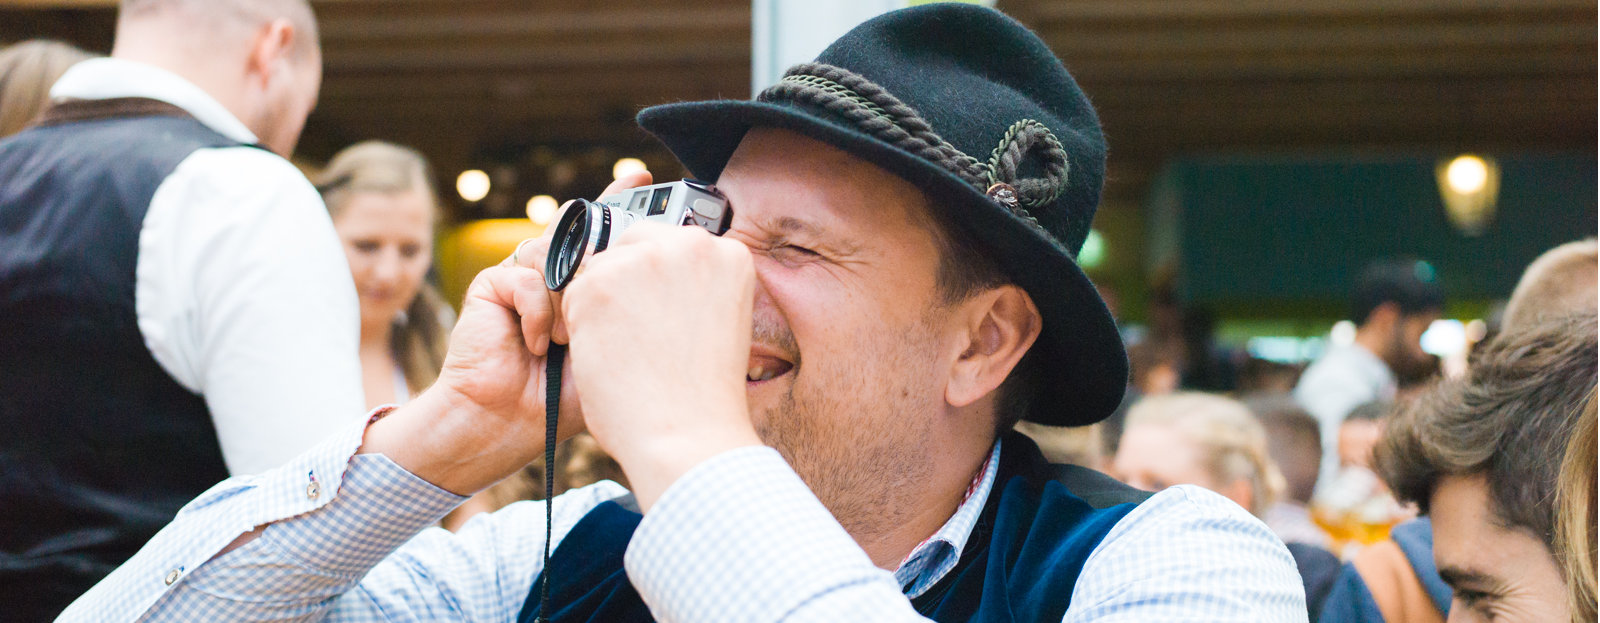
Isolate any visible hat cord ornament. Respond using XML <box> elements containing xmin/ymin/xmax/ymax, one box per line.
<box><xmin>760</xmin><ymin>62</ymin><xmax>1069</xmax><ymax>238</ymax></box>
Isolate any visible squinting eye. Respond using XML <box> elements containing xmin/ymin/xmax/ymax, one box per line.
<box><xmin>353</xmin><ymin>241</ymin><xmax>379</xmax><ymax>253</ymax></box>
<box><xmin>777</xmin><ymin>244</ymin><xmax>819</xmax><ymax>258</ymax></box>
<box><xmin>400</xmin><ymin>245</ymin><xmax>422</xmax><ymax>259</ymax></box>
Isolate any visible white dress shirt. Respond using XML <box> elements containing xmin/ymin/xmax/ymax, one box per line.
<box><xmin>50</xmin><ymin>58</ymin><xmax>365</xmax><ymax>475</ymax></box>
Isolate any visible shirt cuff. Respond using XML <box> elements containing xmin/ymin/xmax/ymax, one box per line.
<box><xmin>624</xmin><ymin>446</ymin><xmax>895</xmax><ymax>622</ymax></box>
<box><xmin>252</xmin><ymin>451</ymin><xmax>468</xmax><ymax>577</ymax></box>
<box><xmin>173</xmin><ymin>407</ymin><xmax>468</xmax><ymax>596</ymax></box>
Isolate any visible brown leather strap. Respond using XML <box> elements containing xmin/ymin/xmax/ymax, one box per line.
<box><xmin>30</xmin><ymin>97</ymin><xmax>193</xmax><ymax>129</ymax></box>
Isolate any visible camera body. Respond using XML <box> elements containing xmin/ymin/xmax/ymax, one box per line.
<box><xmin>545</xmin><ymin>179</ymin><xmax>733</xmax><ymax>291</ymax></box>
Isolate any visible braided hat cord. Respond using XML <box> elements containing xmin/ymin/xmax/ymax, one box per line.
<box><xmin>759</xmin><ymin>63</ymin><xmax>1070</xmax><ymax>235</ymax></box>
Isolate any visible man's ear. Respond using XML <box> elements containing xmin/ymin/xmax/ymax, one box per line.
<box><xmin>945</xmin><ymin>285</ymin><xmax>1042</xmax><ymax>408</ymax></box>
<box><xmin>246</xmin><ymin>19</ymin><xmax>297</xmax><ymax>88</ymax></box>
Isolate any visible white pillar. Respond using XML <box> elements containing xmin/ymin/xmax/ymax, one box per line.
<box><xmin>750</xmin><ymin>0</ymin><xmax>906</xmax><ymax>96</ymax></box>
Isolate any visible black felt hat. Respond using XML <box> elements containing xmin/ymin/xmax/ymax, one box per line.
<box><xmin>637</xmin><ymin>3</ymin><xmax>1127</xmax><ymax>426</ymax></box>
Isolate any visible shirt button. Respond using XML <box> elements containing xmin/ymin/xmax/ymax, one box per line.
<box><xmin>306</xmin><ymin>481</ymin><xmax>321</xmax><ymax>499</ymax></box>
<box><xmin>164</xmin><ymin>568</ymin><xmax>181</xmax><ymax>585</ymax></box>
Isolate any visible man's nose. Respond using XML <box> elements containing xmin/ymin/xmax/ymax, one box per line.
<box><xmin>748</xmin><ymin>258</ymin><xmax>778</xmax><ymax>317</ymax></box>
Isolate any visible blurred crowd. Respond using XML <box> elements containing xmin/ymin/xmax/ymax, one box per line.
<box><xmin>1</xmin><ymin>2</ymin><xmax>1595</xmax><ymax>623</ymax></box>
<box><xmin>1022</xmin><ymin>243</ymin><xmax>1599</xmax><ymax>622</ymax></box>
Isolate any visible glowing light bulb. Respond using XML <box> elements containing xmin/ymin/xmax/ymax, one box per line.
<box><xmin>456</xmin><ymin>170</ymin><xmax>491</xmax><ymax>202</ymax></box>
<box><xmin>526</xmin><ymin>195</ymin><xmax>558</xmax><ymax>225</ymax></box>
<box><xmin>612</xmin><ymin>157</ymin><xmax>647</xmax><ymax>180</ymax></box>
<box><xmin>1445</xmin><ymin>155</ymin><xmax>1489</xmax><ymax>195</ymax></box>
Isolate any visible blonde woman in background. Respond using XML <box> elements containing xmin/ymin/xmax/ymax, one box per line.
<box><xmin>315</xmin><ymin>141</ymin><xmax>452</xmax><ymax>407</ymax></box>
<box><xmin>1111</xmin><ymin>392</ymin><xmax>1284</xmax><ymax>516</ymax></box>
<box><xmin>1111</xmin><ymin>392</ymin><xmax>1339</xmax><ymax>620</ymax></box>
<box><xmin>1558</xmin><ymin>392</ymin><xmax>1597</xmax><ymax>623</ymax></box>
<box><xmin>0</xmin><ymin>39</ymin><xmax>94</xmax><ymax>138</ymax></box>
<box><xmin>318</xmin><ymin>141</ymin><xmax>513</xmax><ymax>530</ymax></box>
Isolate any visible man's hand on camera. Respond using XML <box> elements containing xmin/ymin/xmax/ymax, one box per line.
<box><xmin>358</xmin><ymin>171</ymin><xmax>655</xmax><ymax>496</ymax></box>
<box><xmin>562</xmin><ymin>220</ymin><xmax>764</xmax><ymax>511</ymax></box>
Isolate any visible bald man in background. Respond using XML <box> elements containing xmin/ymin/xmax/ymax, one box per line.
<box><xmin>1501</xmin><ymin>238</ymin><xmax>1597</xmax><ymax>333</ymax></box>
<box><xmin>0</xmin><ymin>1</ymin><xmax>362</xmax><ymax>618</ymax></box>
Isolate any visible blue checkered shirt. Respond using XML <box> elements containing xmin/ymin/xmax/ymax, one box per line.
<box><xmin>61</xmin><ymin>412</ymin><xmax>1306</xmax><ymax>622</ymax></box>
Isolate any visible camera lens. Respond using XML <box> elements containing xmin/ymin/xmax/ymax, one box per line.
<box><xmin>545</xmin><ymin>200</ymin><xmax>611</xmax><ymax>291</ymax></box>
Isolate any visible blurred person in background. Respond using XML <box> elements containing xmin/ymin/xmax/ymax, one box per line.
<box><xmin>1296</xmin><ymin>259</ymin><xmax>1444</xmax><ymax>493</ymax></box>
<box><xmin>1319</xmin><ymin>516</ymin><xmax>1451</xmax><ymax>623</ymax></box>
<box><xmin>1237</xmin><ymin>358</ymin><xmax>1306</xmax><ymax>395</ymax></box>
<box><xmin>1113</xmin><ymin>392</ymin><xmax>1337</xmax><ymax>620</ymax></box>
<box><xmin>0</xmin><ymin>0</ymin><xmax>360</xmax><ymax>618</ymax></box>
<box><xmin>315</xmin><ymin>141</ymin><xmax>451</xmax><ymax>409</ymax></box>
<box><xmin>1371</xmin><ymin>312</ymin><xmax>1595</xmax><ymax>623</ymax></box>
<box><xmin>1179</xmin><ymin>305</ymin><xmax>1240</xmax><ymax>393</ymax></box>
<box><xmin>1337</xmin><ymin>402</ymin><xmax>1387</xmax><ymax>470</ymax></box>
<box><xmin>313</xmin><ymin>142</ymin><xmax>635</xmax><ymax>531</ymax></box>
<box><xmin>1500</xmin><ymin>238</ymin><xmax>1597</xmax><ymax>333</ymax></box>
<box><xmin>1313</xmin><ymin>402</ymin><xmax>1408</xmax><ymax>558</ymax></box>
<box><xmin>1323</xmin><ymin>238</ymin><xmax>1600</xmax><ymax>623</ymax></box>
<box><xmin>0</xmin><ymin>39</ymin><xmax>94</xmax><ymax>138</ymax></box>
<box><xmin>315</xmin><ymin>140</ymin><xmax>558</xmax><ymax>532</ymax></box>
<box><xmin>1112</xmin><ymin>392</ymin><xmax>1283</xmax><ymax>517</ymax></box>
<box><xmin>1556</xmin><ymin>393</ymin><xmax>1596</xmax><ymax>623</ymax></box>
<box><xmin>1246</xmin><ymin>393</ymin><xmax>1332</xmax><ymax>550</ymax></box>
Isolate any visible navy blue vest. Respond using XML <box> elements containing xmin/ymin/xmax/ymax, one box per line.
<box><xmin>0</xmin><ymin>99</ymin><xmax>242</xmax><ymax>621</ymax></box>
<box><xmin>519</xmin><ymin>432</ymin><xmax>1151</xmax><ymax>622</ymax></box>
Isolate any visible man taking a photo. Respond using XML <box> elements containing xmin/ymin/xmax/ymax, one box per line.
<box><xmin>64</xmin><ymin>5</ymin><xmax>1303</xmax><ymax>621</ymax></box>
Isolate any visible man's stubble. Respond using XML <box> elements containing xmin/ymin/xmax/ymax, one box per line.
<box><xmin>749</xmin><ymin>317</ymin><xmax>942</xmax><ymax>544</ymax></box>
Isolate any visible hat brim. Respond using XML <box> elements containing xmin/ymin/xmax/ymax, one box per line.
<box><xmin>639</xmin><ymin>100</ymin><xmax>1128</xmax><ymax>427</ymax></box>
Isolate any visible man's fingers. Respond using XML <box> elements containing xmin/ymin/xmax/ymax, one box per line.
<box><xmin>468</xmin><ymin>265</ymin><xmax>556</xmax><ymax>357</ymax></box>
<box><xmin>601</xmin><ymin>169</ymin><xmax>653</xmax><ymax>198</ymax></box>
<box><xmin>505</xmin><ymin>233</ymin><xmax>554</xmax><ymax>269</ymax></box>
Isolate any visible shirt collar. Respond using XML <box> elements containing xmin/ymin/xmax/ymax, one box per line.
<box><xmin>893</xmin><ymin>436</ymin><xmax>1003</xmax><ymax>599</ymax></box>
<box><xmin>50</xmin><ymin>57</ymin><xmax>259</xmax><ymax>144</ymax></box>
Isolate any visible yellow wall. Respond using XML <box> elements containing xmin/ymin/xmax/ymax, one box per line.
<box><xmin>435</xmin><ymin>219</ymin><xmax>547</xmax><ymax>311</ymax></box>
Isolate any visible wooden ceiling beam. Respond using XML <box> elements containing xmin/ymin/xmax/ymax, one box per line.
<box><xmin>318</xmin><ymin>66</ymin><xmax>744</xmax><ymax>100</ymax></box>
<box><xmin>317</xmin><ymin>40</ymin><xmax>1588</xmax><ymax>80</ymax></box>
<box><xmin>1010</xmin><ymin>0</ymin><xmax>1593</xmax><ymax>22</ymax></box>
<box><xmin>1058</xmin><ymin>48</ymin><xmax>1591</xmax><ymax>82</ymax></box>
<box><xmin>323</xmin><ymin>39</ymin><xmax>747</xmax><ymax>71</ymax></box>
<box><xmin>1039</xmin><ymin>22</ymin><xmax>1593</xmax><ymax>57</ymax></box>
<box><xmin>319</xmin><ymin>7</ymin><xmax>748</xmax><ymax>41</ymax></box>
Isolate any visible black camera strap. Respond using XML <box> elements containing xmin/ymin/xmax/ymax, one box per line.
<box><xmin>536</xmin><ymin>342</ymin><xmax>565</xmax><ymax>623</ymax></box>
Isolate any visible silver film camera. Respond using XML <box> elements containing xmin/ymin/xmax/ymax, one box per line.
<box><xmin>544</xmin><ymin>179</ymin><xmax>733</xmax><ymax>291</ymax></box>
